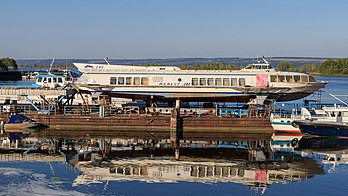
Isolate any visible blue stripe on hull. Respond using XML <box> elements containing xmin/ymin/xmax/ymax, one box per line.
<box><xmin>300</xmin><ymin>125</ymin><xmax>348</xmax><ymax>137</ymax></box>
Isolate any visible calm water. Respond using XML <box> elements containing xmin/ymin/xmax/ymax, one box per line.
<box><xmin>1</xmin><ymin>130</ymin><xmax>348</xmax><ymax>196</ymax></box>
<box><xmin>0</xmin><ymin>80</ymin><xmax>38</xmax><ymax>88</ymax></box>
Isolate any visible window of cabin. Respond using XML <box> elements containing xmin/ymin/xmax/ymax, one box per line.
<box><xmin>286</xmin><ymin>75</ymin><xmax>293</xmax><ymax>82</ymax></box>
<box><xmin>118</xmin><ymin>77</ymin><xmax>124</xmax><ymax>85</ymax></box>
<box><xmin>301</xmin><ymin>75</ymin><xmax>309</xmax><ymax>82</ymax></box>
<box><xmin>126</xmin><ymin>77</ymin><xmax>132</xmax><ymax>85</ymax></box>
<box><xmin>199</xmin><ymin>78</ymin><xmax>206</xmax><ymax>86</ymax></box>
<box><xmin>270</xmin><ymin>75</ymin><xmax>277</xmax><ymax>82</ymax></box>
<box><xmin>192</xmin><ymin>78</ymin><xmax>198</xmax><ymax>86</ymax></box>
<box><xmin>43</xmin><ymin>77</ymin><xmax>47</xmax><ymax>82</ymax></box>
<box><xmin>38</xmin><ymin>77</ymin><xmax>42</xmax><ymax>82</ymax></box>
<box><xmin>223</xmin><ymin>78</ymin><xmax>230</xmax><ymax>86</ymax></box>
<box><xmin>278</xmin><ymin>75</ymin><xmax>285</xmax><ymax>82</ymax></box>
<box><xmin>239</xmin><ymin>78</ymin><xmax>245</xmax><ymax>86</ymax></box>
<box><xmin>58</xmin><ymin>78</ymin><xmax>63</xmax><ymax>83</ymax></box>
<box><xmin>133</xmin><ymin>77</ymin><xmax>140</xmax><ymax>85</ymax></box>
<box><xmin>207</xmin><ymin>78</ymin><xmax>214</xmax><ymax>86</ymax></box>
<box><xmin>309</xmin><ymin>75</ymin><xmax>316</xmax><ymax>82</ymax></box>
<box><xmin>215</xmin><ymin>78</ymin><xmax>222</xmax><ymax>86</ymax></box>
<box><xmin>141</xmin><ymin>77</ymin><xmax>149</xmax><ymax>85</ymax></box>
<box><xmin>53</xmin><ymin>78</ymin><xmax>57</xmax><ymax>83</ymax></box>
<box><xmin>48</xmin><ymin>78</ymin><xmax>52</xmax><ymax>83</ymax></box>
<box><xmin>294</xmin><ymin>75</ymin><xmax>301</xmax><ymax>82</ymax></box>
<box><xmin>231</xmin><ymin>78</ymin><xmax>238</xmax><ymax>86</ymax></box>
<box><xmin>110</xmin><ymin>77</ymin><xmax>117</xmax><ymax>85</ymax></box>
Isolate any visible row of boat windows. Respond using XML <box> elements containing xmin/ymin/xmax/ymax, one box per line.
<box><xmin>109</xmin><ymin>76</ymin><xmax>246</xmax><ymax>86</ymax></box>
<box><xmin>270</xmin><ymin>75</ymin><xmax>316</xmax><ymax>83</ymax></box>
<box><xmin>109</xmin><ymin>75</ymin><xmax>315</xmax><ymax>86</ymax></box>
<box><xmin>191</xmin><ymin>78</ymin><xmax>246</xmax><ymax>86</ymax></box>
<box><xmin>110</xmin><ymin>77</ymin><xmax>149</xmax><ymax>85</ymax></box>
<box><xmin>37</xmin><ymin>77</ymin><xmax>64</xmax><ymax>83</ymax></box>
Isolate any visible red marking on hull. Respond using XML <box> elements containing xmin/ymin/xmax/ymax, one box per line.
<box><xmin>275</xmin><ymin>129</ymin><xmax>301</xmax><ymax>133</ymax></box>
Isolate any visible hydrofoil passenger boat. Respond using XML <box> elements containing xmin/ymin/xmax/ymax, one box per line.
<box><xmin>73</xmin><ymin>57</ymin><xmax>327</xmax><ymax>103</ymax></box>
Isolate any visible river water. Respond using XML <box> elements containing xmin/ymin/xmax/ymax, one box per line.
<box><xmin>1</xmin><ymin>130</ymin><xmax>348</xmax><ymax>196</ymax></box>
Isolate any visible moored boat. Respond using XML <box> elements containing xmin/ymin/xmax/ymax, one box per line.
<box><xmin>34</xmin><ymin>58</ymin><xmax>75</xmax><ymax>88</ymax></box>
<box><xmin>270</xmin><ymin>108</ymin><xmax>312</xmax><ymax>133</ymax></box>
<box><xmin>4</xmin><ymin>114</ymin><xmax>49</xmax><ymax>130</ymax></box>
<box><xmin>295</xmin><ymin>120</ymin><xmax>348</xmax><ymax>137</ymax></box>
<box><xmin>295</xmin><ymin>106</ymin><xmax>348</xmax><ymax>137</ymax></box>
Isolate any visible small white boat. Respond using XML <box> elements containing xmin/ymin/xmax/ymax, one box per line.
<box><xmin>35</xmin><ymin>73</ymin><xmax>70</xmax><ymax>88</ymax></box>
<box><xmin>270</xmin><ymin>108</ymin><xmax>312</xmax><ymax>133</ymax></box>
<box><xmin>34</xmin><ymin>59</ymin><xmax>74</xmax><ymax>88</ymax></box>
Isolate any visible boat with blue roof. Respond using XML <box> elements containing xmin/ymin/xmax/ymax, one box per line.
<box><xmin>4</xmin><ymin>114</ymin><xmax>48</xmax><ymax>130</ymax></box>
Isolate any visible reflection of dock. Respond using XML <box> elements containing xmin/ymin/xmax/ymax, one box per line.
<box><xmin>0</xmin><ymin>130</ymin><xmax>326</xmax><ymax>194</ymax></box>
<box><xmin>0</xmin><ymin>153</ymin><xmax>65</xmax><ymax>162</ymax></box>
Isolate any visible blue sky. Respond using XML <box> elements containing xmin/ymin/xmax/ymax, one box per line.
<box><xmin>1</xmin><ymin>0</ymin><xmax>347</xmax><ymax>59</ymax></box>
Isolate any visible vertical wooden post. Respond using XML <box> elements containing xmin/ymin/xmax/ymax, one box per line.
<box><xmin>170</xmin><ymin>99</ymin><xmax>183</xmax><ymax>160</ymax></box>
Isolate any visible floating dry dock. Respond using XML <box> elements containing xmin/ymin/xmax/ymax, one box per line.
<box><xmin>0</xmin><ymin>113</ymin><xmax>273</xmax><ymax>132</ymax></box>
<box><xmin>0</xmin><ymin>87</ymin><xmax>273</xmax><ymax>133</ymax></box>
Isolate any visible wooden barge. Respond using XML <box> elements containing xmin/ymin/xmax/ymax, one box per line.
<box><xmin>0</xmin><ymin>113</ymin><xmax>273</xmax><ymax>133</ymax></box>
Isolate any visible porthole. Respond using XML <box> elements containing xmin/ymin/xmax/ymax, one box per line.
<box><xmin>178</xmin><ymin>78</ymin><xmax>182</xmax><ymax>82</ymax></box>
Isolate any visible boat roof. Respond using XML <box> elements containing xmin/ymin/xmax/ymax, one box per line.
<box><xmin>322</xmin><ymin>106</ymin><xmax>348</xmax><ymax>112</ymax></box>
<box><xmin>37</xmin><ymin>73</ymin><xmax>65</xmax><ymax>78</ymax></box>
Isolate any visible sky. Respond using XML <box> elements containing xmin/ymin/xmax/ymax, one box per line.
<box><xmin>0</xmin><ymin>0</ymin><xmax>347</xmax><ymax>59</ymax></box>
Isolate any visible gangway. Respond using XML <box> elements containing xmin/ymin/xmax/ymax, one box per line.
<box><xmin>22</xmin><ymin>95</ymin><xmax>65</xmax><ymax>115</ymax></box>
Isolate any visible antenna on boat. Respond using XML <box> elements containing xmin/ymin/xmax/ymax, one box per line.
<box><xmin>104</xmin><ymin>57</ymin><xmax>110</xmax><ymax>65</ymax></box>
<box><xmin>262</xmin><ymin>56</ymin><xmax>269</xmax><ymax>65</ymax></box>
<box><xmin>48</xmin><ymin>57</ymin><xmax>55</xmax><ymax>74</ymax></box>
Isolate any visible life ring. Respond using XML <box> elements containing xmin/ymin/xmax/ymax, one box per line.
<box><xmin>291</xmin><ymin>138</ymin><xmax>299</xmax><ymax>147</ymax></box>
<box><xmin>291</xmin><ymin>121</ymin><xmax>299</xmax><ymax>128</ymax></box>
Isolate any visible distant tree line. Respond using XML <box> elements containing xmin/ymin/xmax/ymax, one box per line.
<box><xmin>6</xmin><ymin>57</ymin><xmax>348</xmax><ymax>76</ymax></box>
<box><xmin>277</xmin><ymin>58</ymin><xmax>348</xmax><ymax>75</ymax></box>
<box><xmin>127</xmin><ymin>60</ymin><xmax>348</xmax><ymax>75</ymax></box>
<box><xmin>0</xmin><ymin>57</ymin><xmax>18</xmax><ymax>71</ymax></box>
<box><xmin>18</xmin><ymin>64</ymin><xmax>76</xmax><ymax>69</ymax></box>
<box><xmin>178</xmin><ymin>62</ymin><xmax>240</xmax><ymax>70</ymax></box>
<box><xmin>138</xmin><ymin>62</ymin><xmax>241</xmax><ymax>70</ymax></box>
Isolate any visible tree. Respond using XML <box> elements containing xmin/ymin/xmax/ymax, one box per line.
<box><xmin>0</xmin><ymin>60</ymin><xmax>5</xmax><ymax>71</ymax></box>
<box><xmin>0</xmin><ymin>57</ymin><xmax>18</xmax><ymax>71</ymax></box>
<box><xmin>319</xmin><ymin>58</ymin><xmax>336</xmax><ymax>74</ymax></box>
<box><xmin>277</xmin><ymin>61</ymin><xmax>297</xmax><ymax>71</ymax></box>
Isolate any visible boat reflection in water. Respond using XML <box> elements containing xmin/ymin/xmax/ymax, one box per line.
<box><xmin>298</xmin><ymin>136</ymin><xmax>348</xmax><ymax>172</ymax></box>
<box><xmin>0</xmin><ymin>129</ymin><xmax>326</xmax><ymax>194</ymax></box>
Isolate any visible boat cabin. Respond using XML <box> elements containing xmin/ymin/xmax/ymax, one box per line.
<box><xmin>36</xmin><ymin>73</ymin><xmax>67</xmax><ymax>88</ymax></box>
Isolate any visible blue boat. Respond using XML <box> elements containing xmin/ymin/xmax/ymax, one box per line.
<box><xmin>295</xmin><ymin>120</ymin><xmax>348</xmax><ymax>137</ymax></box>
